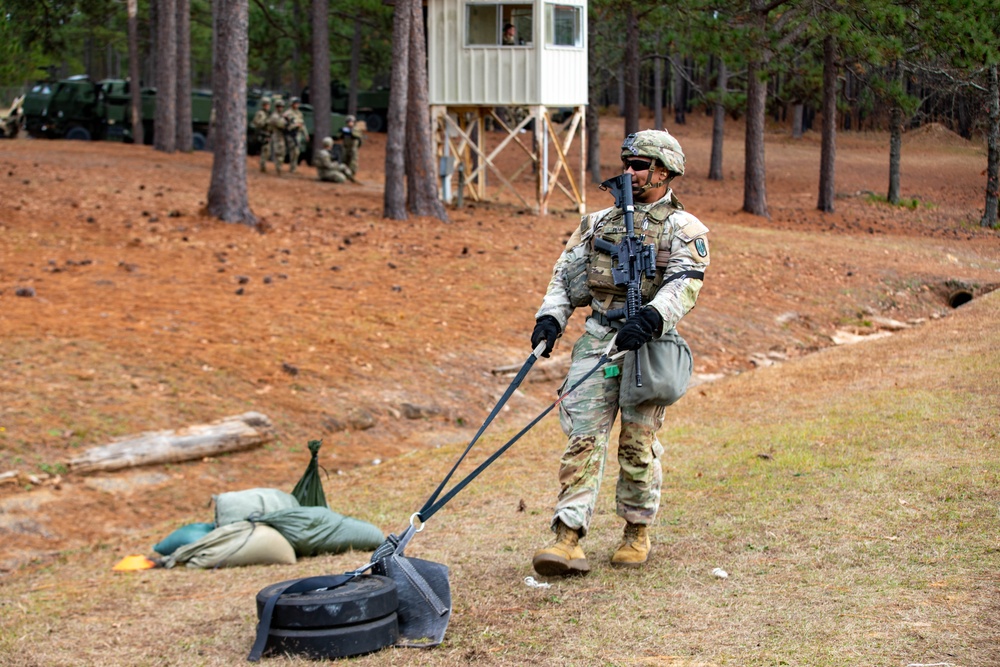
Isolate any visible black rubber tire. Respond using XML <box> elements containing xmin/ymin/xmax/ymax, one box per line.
<box><xmin>65</xmin><ymin>126</ymin><xmax>91</xmax><ymax>141</ymax></box>
<box><xmin>192</xmin><ymin>132</ymin><xmax>207</xmax><ymax>151</ymax></box>
<box><xmin>265</xmin><ymin>613</ymin><xmax>398</xmax><ymax>659</ymax></box>
<box><xmin>365</xmin><ymin>112</ymin><xmax>384</xmax><ymax>133</ymax></box>
<box><xmin>256</xmin><ymin>574</ymin><xmax>398</xmax><ymax>629</ymax></box>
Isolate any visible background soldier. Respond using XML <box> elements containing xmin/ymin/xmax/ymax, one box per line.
<box><xmin>314</xmin><ymin>136</ymin><xmax>355</xmax><ymax>183</ymax></box>
<box><xmin>267</xmin><ymin>98</ymin><xmax>288</xmax><ymax>175</ymax></box>
<box><xmin>284</xmin><ymin>97</ymin><xmax>308</xmax><ymax>173</ymax></box>
<box><xmin>251</xmin><ymin>97</ymin><xmax>272</xmax><ymax>172</ymax></box>
<box><xmin>341</xmin><ymin>115</ymin><xmax>363</xmax><ymax>178</ymax></box>
<box><xmin>529</xmin><ymin>129</ymin><xmax>710</xmax><ymax>577</ymax></box>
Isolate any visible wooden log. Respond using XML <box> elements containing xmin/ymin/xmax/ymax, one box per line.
<box><xmin>67</xmin><ymin>412</ymin><xmax>276</xmax><ymax>475</ymax></box>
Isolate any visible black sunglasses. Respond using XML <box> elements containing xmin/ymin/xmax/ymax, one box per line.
<box><xmin>622</xmin><ymin>157</ymin><xmax>653</xmax><ymax>172</ymax></box>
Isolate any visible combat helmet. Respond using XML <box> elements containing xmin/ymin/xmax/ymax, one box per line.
<box><xmin>621</xmin><ymin>129</ymin><xmax>685</xmax><ymax>176</ymax></box>
<box><xmin>274</xmin><ymin>97</ymin><xmax>285</xmax><ymax>108</ymax></box>
<box><xmin>260</xmin><ymin>96</ymin><xmax>271</xmax><ymax>106</ymax></box>
<box><xmin>322</xmin><ymin>136</ymin><xmax>333</xmax><ymax>148</ymax></box>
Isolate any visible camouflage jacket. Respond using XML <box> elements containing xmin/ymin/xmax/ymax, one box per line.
<box><xmin>535</xmin><ymin>189</ymin><xmax>710</xmax><ymax>337</ymax></box>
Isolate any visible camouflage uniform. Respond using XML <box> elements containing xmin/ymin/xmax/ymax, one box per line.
<box><xmin>341</xmin><ymin>115</ymin><xmax>363</xmax><ymax>177</ymax></box>
<box><xmin>315</xmin><ymin>137</ymin><xmax>354</xmax><ymax>183</ymax></box>
<box><xmin>252</xmin><ymin>98</ymin><xmax>272</xmax><ymax>172</ymax></box>
<box><xmin>533</xmin><ymin>130</ymin><xmax>710</xmax><ymax>542</ymax></box>
<box><xmin>284</xmin><ymin>98</ymin><xmax>308</xmax><ymax>173</ymax></box>
<box><xmin>267</xmin><ymin>99</ymin><xmax>288</xmax><ymax>174</ymax></box>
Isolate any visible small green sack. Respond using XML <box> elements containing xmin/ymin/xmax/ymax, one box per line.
<box><xmin>619</xmin><ymin>331</ymin><xmax>693</xmax><ymax>408</ymax></box>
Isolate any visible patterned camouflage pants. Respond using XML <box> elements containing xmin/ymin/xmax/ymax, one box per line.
<box><xmin>552</xmin><ymin>326</ymin><xmax>665</xmax><ymax>536</ymax></box>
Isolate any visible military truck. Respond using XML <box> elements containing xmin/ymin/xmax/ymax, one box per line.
<box><xmin>300</xmin><ymin>79</ymin><xmax>389</xmax><ymax>132</ymax></box>
<box><xmin>23</xmin><ymin>75</ymin><xmax>213</xmax><ymax>149</ymax></box>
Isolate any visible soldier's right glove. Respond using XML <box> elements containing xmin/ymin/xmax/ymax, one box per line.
<box><xmin>530</xmin><ymin>315</ymin><xmax>561</xmax><ymax>358</ymax></box>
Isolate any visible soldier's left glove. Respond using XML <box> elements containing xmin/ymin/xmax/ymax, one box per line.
<box><xmin>615</xmin><ymin>308</ymin><xmax>663</xmax><ymax>351</ymax></box>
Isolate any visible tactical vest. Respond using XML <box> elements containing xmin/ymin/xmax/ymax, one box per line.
<box><xmin>585</xmin><ymin>195</ymin><xmax>681</xmax><ymax>308</ymax></box>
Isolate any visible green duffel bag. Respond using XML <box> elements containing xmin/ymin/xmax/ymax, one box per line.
<box><xmin>257</xmin><ymin>506</ymin><xmax>385</xmax><ymax>558</ymax></box>
<box><xmin>213</xmin><ymin>488</ymin><xmax>300</xmax><ymax>526</ymax></box>
<box><xmin>164</xmin><ymin>521</ymin><xmax>297</xmax><ymax>569</ymax></box>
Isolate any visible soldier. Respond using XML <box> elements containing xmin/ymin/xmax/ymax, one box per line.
<box><xmin>529</xmin><ymin>129</ymin><xmax>710</xmax><ymax>576</ymax></box>
<box><xmin>267</xmin><ymin>98</ymin><xmax>288</xmax><ymax>175</ymax></box>
<box><xmin>284</xmin><ymin>97</ymin><xmax>308</xmax><ymax>173</ymax></box>
<box><xmin>314</xmin><ymin>136</ymin><xmax>355</xmax><ymax>183</ymax></box>
<box><xmin>251</xmin><ymin>97</ymin><xmax>272</xmax><ymax>172</ymax></box>
<box><xmin>341</xmin><ymin>115</ymin><xmax>363</xmax><ymax>178</ymax></box>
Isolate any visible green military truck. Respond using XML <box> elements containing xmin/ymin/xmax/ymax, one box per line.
<box><xmin>301</xmin><ymin>80</ymin><xmax>389</xmax><ymax>132</ymax></box>
<box><xmin>23</xmin><ymin>75</ymin><xmax>213</xmax><ymax>148</ymax></box>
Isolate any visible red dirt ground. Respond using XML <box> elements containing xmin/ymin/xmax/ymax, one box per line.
<box><xmin>1</xmin><ymin>113</ymin><xmax>998</xmax><ymax>572</ymax></box>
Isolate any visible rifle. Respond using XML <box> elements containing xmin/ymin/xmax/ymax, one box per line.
<box><xmin>594</xmin><ymin>173</ymin><xmax>657</xmax><ymax>387</ymax></box>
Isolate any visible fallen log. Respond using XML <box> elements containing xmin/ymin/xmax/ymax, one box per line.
<box><xmin>67</xmin><ymin>412</ymin><xmax>275</xmax><ymax>475</ymax></box>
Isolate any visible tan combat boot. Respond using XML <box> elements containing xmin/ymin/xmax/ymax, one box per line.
<box><xmin>611</xmin><ymin>522</ymin><xmax>650</xmax><ymax>567</ymax></box>
<box><xmin>532</xmin><ymin>521</ymin><xmax>590</xmax><ymax>576</ymax></box>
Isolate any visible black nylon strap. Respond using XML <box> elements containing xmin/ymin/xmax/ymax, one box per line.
<box><xmin>247</xmin><ymin>573</ymin><xmax>356</xmax><ymax>661</ymax></box>
<box><xmin>419</xmin><ymin>351</ymin><xmax>611</xmax><ymax>522</ymax></box>
<box><xmin>417</xmin><ymin>349</ymin><xmax>541</xmax><ymax>520</ymax></box>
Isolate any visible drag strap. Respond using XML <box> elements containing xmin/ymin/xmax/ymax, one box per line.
<box><xmin>247</xmin><ymin>573</ymin><xmax>356</xmax><ymax>662</ymax></box>
<box><xmin>418</xmin><ymin>342</ymin><xmax>546</xmax><ymax>520</ymax></box>
<box><xmin>419</xmin><ymin>348</ymin><xmax>615</xmax><ymax>522</ymax></box>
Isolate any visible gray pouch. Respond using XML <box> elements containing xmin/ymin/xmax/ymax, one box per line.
<box><xmin>619</xmin><ymin>331</ymin><xmax>693</xmax><ymax>407</ymax></box>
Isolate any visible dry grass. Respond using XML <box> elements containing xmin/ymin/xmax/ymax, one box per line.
<box><xmin>2</xmin><ymin>292</ymin><xmax>998</xmax><ymax>666</ymax></box>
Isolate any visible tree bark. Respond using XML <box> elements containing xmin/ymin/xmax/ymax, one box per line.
<box><xmin>623</xmin><ymin>5</ymin><xmax>640</xmax><ymax>135</ymax></box>
<box><xmin>310</xmin><ymin>0</ymin><xmax>331</xmax><ymax>165</ymax></box>
<box><xmin>176</xmin><ymin>0</ymin><xmax>193</xmax><ymax>151</ymax></box>
<box><xmin>383</xmin><ymin>0</ymin><xmax>411</xmax><ymax>220</ymax></box>
<box><xmin>155</xmin><ymin>0</ymin><xmax>178</xmax><ymax>152</ymax></box>
<box><xmin>127</xmin><ymin>0</ymin><xmax>144</xmax><ymax>146</ymax></box>
<box><xmin>653</xmin><ymin>54</ymin><xmax>663</xmax><ymax>130</ymax></box>
<box><xmin>206</xmin><ymin>0</ymin><xmax>256</xmax><ymax>225</ymax></box>
<box><xmin>708</xmin><ymin>58</ymin><xmax>726</xmax><ymax>181</ymax></box>
<box><xmin>586</xmin><ymin>13</ymin><xmax>601</xmax><ymax>183</ymax></box>
<box><xmin>887</xmin><ymin>63</ymin><xmax>903</xmax><ymax>206</ymax></box>
<box><xmin>67</xmin><ymin>412</ymin><xmax>275</xmax><ymax>474</ymax></box>
<box><xmin>981</xmin><ymin>63</ymin><xmax>999</xmax><ymax>228</ymax></box>
<box><xmin>743</xmin><ymin>59</ymin><xmax>768</xmax><ymax>216</ymax></box>
<box><xmin>349</xmin><ymin>15</ymin><xmax>363</xmax><ymax>118</ymax></box>
<box><xmin>404</xmin><ymin>0</ymin><xmax>448</xmax><ymax>221</ymax></box>
<box><xmin>817</xmin><ymin>34</ymin><xmax>837</xmax><ymax>213</ymax></box>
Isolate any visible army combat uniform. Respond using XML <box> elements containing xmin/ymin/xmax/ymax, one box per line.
<box><xmin>284</xmin><ymin>98</ymin><xmax>308</xmax><ymax>173</ymax></box>
<box><xmin>531</xmin><ymin>129</ymin><xmax>710</xmax><ymax>575</ymax></box>
<box><xmin>267</xmin><ymin>100</ymin><xmax>288</xmax><ymax>174</ymax></box>
<box><xmin>341</xmin><ymin>115</ymin><xmax>363</xmax><ymax>178</ymax></box>
<box><xmin>314</xmin><ymin>137</ymin><xmax>354</xmax><ymax>183</ymax></box>
<box><xmin>252</xmin><ymin>99</ymin><xmax>272</xmax><ymax>172</ymax></box>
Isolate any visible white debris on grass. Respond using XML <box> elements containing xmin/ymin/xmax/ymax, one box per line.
<box><xmin>711</xmin><ymin>567</ymin><xmax>729</xmax><ymax>579</ymax></box>
<box><xmin>524</xmin><ymin>576</ymin><xmax>551</xmax><ymax>589</ymax></box>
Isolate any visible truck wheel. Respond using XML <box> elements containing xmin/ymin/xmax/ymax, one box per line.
<box><xmin>256</xmin><ymin>575</ymin><xmax>397</xmax><ymax>629</ymax></box>
<box><xmin>65</xmin><ymin>126</ymin><xmax>91</xmax><ymax>141</ymax></box>
<box><xmin>365</xmin><ymin>113</ymin><xmax>384</xmax><ymax>133</ymax></box>
<box><xmin>192</xmin><ymin>132</ymin><xmax>207</xmax><ymax>151</ymax></box>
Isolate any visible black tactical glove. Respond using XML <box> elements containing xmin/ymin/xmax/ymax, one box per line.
<box><xmin>615</xmin><ymin>308</ymin><xmax>663</xmax><ymax>351</ymax></box>
<box><xmin>530</xmin><ymin>315</ymin><xmax>561</xmax><ymax>358</ymax></box>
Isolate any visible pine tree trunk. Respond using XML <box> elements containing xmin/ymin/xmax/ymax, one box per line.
<box><xmin>887</xmin><ymin>64</ymin><xmax>903</xmax><ymax>206</ymax></box>
<box><xmin>206</xmin><ymin>0</ymin><xmax>256</xmax><ymax>226</ymax></box>
<box><xmin>383</xmin><ymin>0</ymin><xmax>411</xmax><ymax>220</ymax></box>
<box><xmin>981</xmin><ymin>63</ymin><xmax>999</xmax><ymax>228</ymax></box>
<box><xmin>349</xmin><ymin>16</ymin><xmax>363</xmax><ymax>118</ymax></box>
<box><xmin>623</xmin><ymin>5</ymin><xmax>639</xmax><ymax>135</ymax></box>
<box><xmin>176</xmin><ymin>0</ymin><xmax>193</xmax><ymax>151</ymax></box>
<box><xmin>653</xmin><ymin>53</ymin><xmax>663</xmax><ymax>130</ymax></box>
<box><xmin>817</xmin><ymin>34</ymin><xmax>837</xmax><ymax>213</ymax></box>
<box><xmin>792</xmin><ymin>104</ymin><xmax>803</xmax><ymax>138</ymax></box>
<box><xmin>404</xmin><ymin>0</ymin><xmax>448</xmax><ymax>221</ymax></box>
<box><xmin>587</xmin><ymin>14</ymin><xmax>601</xmax><ymax>183</ymax></box>
<box><xmin>310</xmin><ymin>0</ymin><xmax>331</xmax><ymax>165</ymax></box>
<box><xmin>155</xmin><ymin>0</ymin><xmax>177</xmax><ymax>152</ymax></box>
<box><xmin>743</xmin><ymin>59</ymin><xmax>768</xmax><ymax>217</ymax></box>
<box><xmin>708</xmin><ymin>58</ymin><xmax>726</xmax><ymax>181</ymax></box>
<box><xmin>127</xmin><ymin>0</ymin><xmax>144</xmax><ymax>145</ymax></box>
